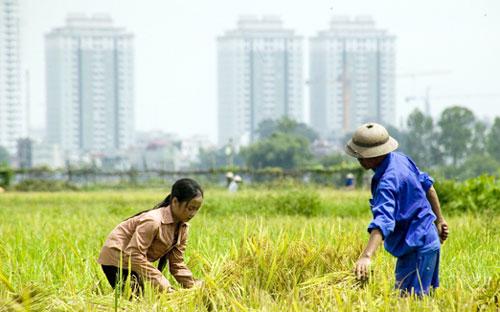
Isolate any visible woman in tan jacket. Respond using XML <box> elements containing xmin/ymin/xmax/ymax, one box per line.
<box><xmin>98</xmin><ymin>178</ymin><xmax>204</xmax><ymax>294</ymax></box>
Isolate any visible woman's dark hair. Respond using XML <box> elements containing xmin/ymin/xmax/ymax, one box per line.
<box><xmin>125</xmin><ymin>178</ymin><xmax>203</xmax><ymax>220</ymax></box>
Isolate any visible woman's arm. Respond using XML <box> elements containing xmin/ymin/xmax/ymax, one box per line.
<box><xmin>168</xmin><ymin>226</ymin><xmax>196</xmax><ymax>288</ymax></box>
<box><xmin>124</xmin><ymin>218</ymin><xmax>173</xmax><ymax>292</ymax></box>
<box><xmin>427</xmin><ymin>185</ymin><xmax>449</xmax><ymax>243</ymax></box>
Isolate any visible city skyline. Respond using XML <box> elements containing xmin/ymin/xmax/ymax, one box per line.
<box><xmin>309</xmin><ymin>15</ymin><xmax>396</xmax><ymax>140</ymax></box>
<box><xmin>45</xmin><ymin>14</ymin><xmax>134</xmax><ymax>156</ymax></box>
<box><xmin>0</xmin><ymin>0</ymin><xmax>25</xmax><ymax>154</ymax></box>
<box><xmin>217</xmin><ymin>15</ymin><xmax>303</xmax><ymax>146</ymax></box>
<box><xmin>19</xmin><ymin>0</ymin><xmax>500</xmax><ymax>143</ymax></box>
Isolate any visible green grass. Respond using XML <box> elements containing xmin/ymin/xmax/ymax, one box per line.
<box><xmin>0</xmin><ymin>189</ymin><xmax>498</xmax><ymax>311</ymax></box>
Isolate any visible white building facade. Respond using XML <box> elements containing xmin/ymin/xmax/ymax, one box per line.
<box><xmin>217</xmin><ymin>16</ymin><xmax>304</xmax><ymax>146</ymax></box>
<box><xmin>32</xmin><ymin>141</ymin><xmax>64</xmax><ymax>169</ymax></box>
<box><xmin>309</xmin><ymin>16</ymin><xmax>395</xmax><ymax>140</ymax></box>
<box><xmin>45</xmin><ymin>14</ymin><xmax>134</xmax><ymax>157</ymax></box>
<box><xmin>0</xmin><ymin>0</ymin><xmax>25</xmax><ymax>154</ymax></box>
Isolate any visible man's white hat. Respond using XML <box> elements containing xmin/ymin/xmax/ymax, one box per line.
<box><xmin>345</xmin><ymin>123</ymin><xmax>398</xmax><ymax>159</ymax></box>
<box><xmin>225</xmin><ymin>172</ymin><xmax>234</xmax><ymax>179</ymax></box>
<box><xmin>233</xmin><ymin>175</ymin><xmax>242</xmax><ymax>182</ymax></box>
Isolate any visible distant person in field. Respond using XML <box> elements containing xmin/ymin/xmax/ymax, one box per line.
<box><xmin>225</xmin><ymin>171</ymin><xmax>234</xmax><ymax>188</ymax></box>
<box><xmin>98</xmin><ymin>178</ymin><xmax>204</xmax><ymax>294</ymax></box>
<box><xmin>228</xmin><ymin>175</ymin><xmax>242</xmax><ymax>193</ymax></box>
<box><xmin>345</xmin><ymin>123</ymin><xmax>449</xmax><ymax>296</ymax></box>
<box><xmin>344</xmin><ymin>173</ymin><xmax>355</xmax><ymax>189</ymax></box>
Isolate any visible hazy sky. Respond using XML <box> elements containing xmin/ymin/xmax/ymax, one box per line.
<box><xmin>22</xmin><ymin>0</ymin><xmax>500</xmax><ymax>142</ymax></box>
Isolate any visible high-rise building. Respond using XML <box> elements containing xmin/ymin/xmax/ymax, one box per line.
<box><xmin>0</xmin><ymin>0</ymin><xmax>25</xmax><ymax>154</ymax></box>
<box><xmin>217</xmin><ymin>16</ymin><xmax>303</xmax><ymax>146</ymax></box>
<box><xmin>45</xmin><ymin>14</ymin><xmax>134</xmax><ymax>156</ymax></box>
<box><xmin>310</xmin><ymin>16</ymin><xmax>395</xmax><ymax>140</ymax></box>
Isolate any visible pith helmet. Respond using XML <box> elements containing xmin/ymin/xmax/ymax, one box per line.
<box><xmin>345</xmin><ymin>123</ymin><xmax>398</xmax><ymax>158</ymax></box>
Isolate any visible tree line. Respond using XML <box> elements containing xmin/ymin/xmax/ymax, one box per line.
<box><xmin>2</xmin><ymin>105</ymin><xmax>498</xmax><ymax>182</ymax></box>
<box><xmin>197</xmin><ymin>106</ymin><xmax>500</xmax><ymax>181</ymax></box>
<box><xmin>393</xmin><ymin>106</ymin><xmax>500</xmax><ymax>180</ymax></box>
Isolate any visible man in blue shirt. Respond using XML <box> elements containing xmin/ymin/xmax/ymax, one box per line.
<box><xmin>345</xmin><ymin>123</ymin><xmax>449</xmax><ymax>296</ymax></box>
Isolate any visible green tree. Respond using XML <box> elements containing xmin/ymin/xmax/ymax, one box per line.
<box><xmin>385</xmin><ymin>125</ymin><xmax>407</xmax><ymax>153</ymax></box>
<box><xmin>439</xmin><ymin>153</ymin><xmax>499</xmax><ymax>180</ymax></box>
<box><xmin>437</xmin><ymin>106</ymin><xmax>476</xmax><ymax>166</ymax></box>
<box><xmin>256</xmin><ymin>117</ymin><xmax>318</xmax><ymax>143</ymax></box>
<box><xmin>319</xmin><ymin>153</ymin><xmax>353</xmax><ymax>168</ymax></box>
<box><xmin>255</xmin><ymin>119</ymin><xmax>277</xmax><ymax>140</ymax></box>
<box><xmin>195</xmin><ymin>147</ymin><xmax>244</xmax><ymax>170</ymax></box>
<box><xmin>0</xmin><ymin>146</ymin><xmax>10</xmax><ymax>166</ymax></box>
<box><xmin>470</xmin><ymin>120</ymin><xmax>487</xmax><ymax>155</ymax></box>
<box><xmin>486</xmin><ymin>117</ymin><xmax>500</xmax><ymax>160</ymax></box>
<box><xmin>458</xmin><ymin>154</ymin><xmax>499</xmax><ymax>179</ymax></box>
<box><xmin>404</xmin><ymin>108</ymin><xmax>438</xmax><ymax>168</ymax></box>
<box><xmin>241</xmin><ymin>132</ymin><xmax>312</xmax><ymax>169</ymax></box>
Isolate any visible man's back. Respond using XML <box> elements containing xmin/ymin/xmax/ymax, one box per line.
<box><xmin>369</xmin><ymin>152</ymin><xmax>440</xmax><ymax>257</ymax></box>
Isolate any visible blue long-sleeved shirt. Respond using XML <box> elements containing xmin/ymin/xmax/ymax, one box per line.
<box><xmin>367</xmin><ymin>152</ymin><xmax>440</xmax><ymax>257</ymax></box>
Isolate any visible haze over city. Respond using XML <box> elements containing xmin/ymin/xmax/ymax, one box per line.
<box><xmin>21</xmin><ymin>0</ymin><xmax>500</xmax><ymax>143</ymax></box>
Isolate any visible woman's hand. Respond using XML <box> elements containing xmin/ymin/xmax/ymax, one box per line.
<box><xmin>354</xmin><ymin>255</ymin><xmax>371</xmax><ymax>281</ymax></box>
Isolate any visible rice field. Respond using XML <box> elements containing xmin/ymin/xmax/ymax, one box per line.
<box><xmin>0</xmin><ymin>188</ymin><xmax>498</xmax><ymax>311</ymax></box>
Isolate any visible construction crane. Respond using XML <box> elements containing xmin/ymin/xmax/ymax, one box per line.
<box><xmin>338</xmin><ymin>51</ymin><xmax>351</xmax><ymax>133</ymax></box>
<box><xmin>405</xmin><ymin>89</ymin><xmax>500</xmax><ymax>116</ymax></box>
<box><xmin>397</xmin><ymin>70</ymin><xmax>452</xmax><ymax>115</ymax></box>
<box><xmin>397</xmin><ymin>70</ymin><xmax>452</xmax><ymax>79</ymax></box>
<box><xmin>404</xmin><ymin>86</ymin><xmax>432</xmax><ymax>116</ymax></box>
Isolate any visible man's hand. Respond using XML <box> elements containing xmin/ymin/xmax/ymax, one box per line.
<box><xmin>354</xmin><ymin>255</ymin><xmax>372</xmax><ymax>281</ymax></box>
<box><xmin>435</xmin><ymin>218</ymin><xmax>449</xmax><ymax>243</ymax></box>
<box><xmin>355</xmin><ymin>229</ymin><xmax>382</xmax><ymax>281</ymax></box>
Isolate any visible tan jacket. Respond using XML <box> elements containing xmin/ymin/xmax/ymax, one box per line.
<box><xmin>98</xmin><ymin>206</ymin><xmax>194</xmax><ymax>290</ymax></box>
